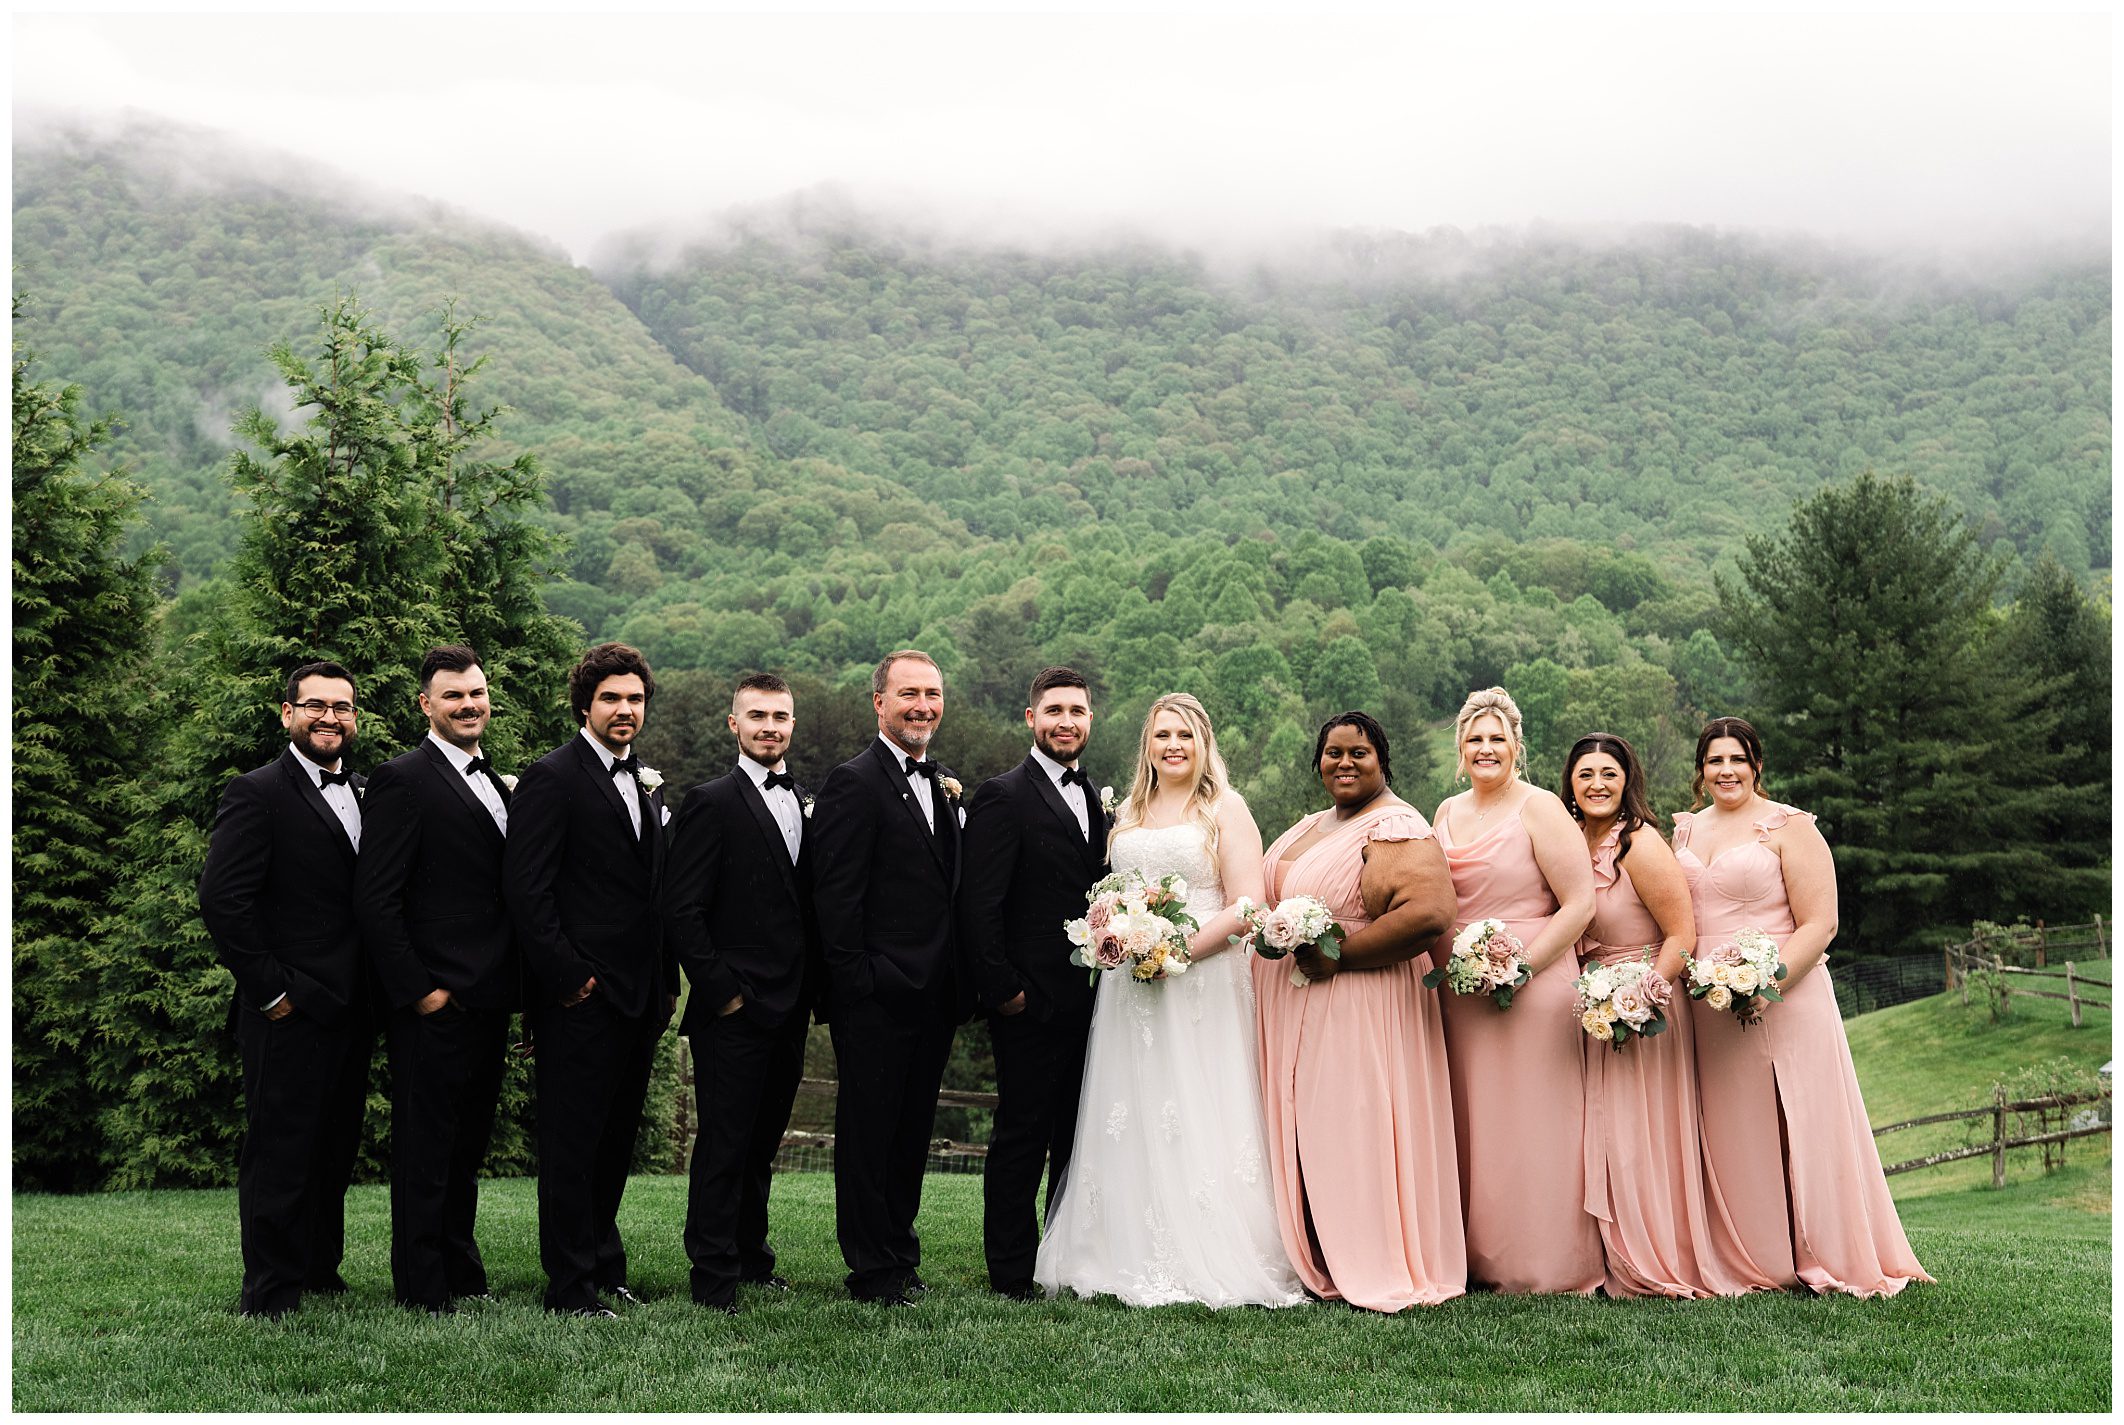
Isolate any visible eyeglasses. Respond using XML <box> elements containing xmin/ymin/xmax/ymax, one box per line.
<box><xmin>292</xmin><ymin>700</ymin><xmax>358</xmax><ymax>719</ymax></box>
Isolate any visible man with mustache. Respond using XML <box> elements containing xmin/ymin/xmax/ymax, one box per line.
<box><xmin>665</xmin><ymin>672</ymin><xmax>822</xmax><ymax>1314</ymax></box>
<box><xmin>810</xmin><ymin>649</ymin><xmax>971</xmax><ymax>1306</ymax></box>
<box><xmin>199</xmin><ymin>660</ymin><xmax>371</xmax><ymax>1319</ymax></box>
<box><xmin>505</xmin><ymin>642</ymin><xmax>676</xmax><ymax>1316</ymax></box>
<box><xmin>354</xmin><ymin>645</ymin><xmax>518</xmax><ymax>1315</ymax></box>
<box><xmin>957</xmin><ymin>666</ymin><xmax>1108</xmax><ymax>1300</ymax></box>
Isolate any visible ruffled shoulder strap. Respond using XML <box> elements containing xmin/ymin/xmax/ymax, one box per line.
<box><xmin>1669</xmin><ymin>809</ymin><xmax>1696</xmax><ymax>849</ymax></box>
<box><xmin>1589</xmin><ymin>824</ymin><xmax>1624</xmax><ymax>889</ymax></box>
<box><xmin>1754</xmin><ymin>802</ymin><xmax>1816</xmax><ymax>840</ymax></box>
<box><xmin>1366</xmin><ymin>807</ymin><xmax>1434</xmax><ymax>844</ymax></box>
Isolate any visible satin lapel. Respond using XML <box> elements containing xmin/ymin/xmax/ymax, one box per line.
<box><xmin>574</xmin><ymin>736</ymin><xmax>639</xmax><ymax>841</ymax></box>
<box><xmin>282</xmin><ymin>749</ymin><xmax>356</xmax><ymax>862</ymax></box>
<box><xmin>1024</xmin><ymin>754</ymin><xmax>1087</xmax><ymax>846</ymax></box>
<box><xmin>733</xmin><ymin>770</ymin><xmax>800</xmax><ymax>903</ymax></box>
<box><xmin>872</xmin><ymin>739</ymin><xmax>947</xmax><ymax>875</ymax></box>
<box><xmin>422</xmin><ymin>740</ymin><xmax>504</xmax><ymax>848</ymax></box>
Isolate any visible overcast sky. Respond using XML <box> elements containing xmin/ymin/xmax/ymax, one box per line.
<box><xmin>12</xmin><ymin>9</ymin><xmax>2112</xmax><ymax>265</ymax></box>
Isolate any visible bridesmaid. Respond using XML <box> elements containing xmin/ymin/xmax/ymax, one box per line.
<box><xmin>1433</xmin><ymin>688</ymin><xmax>1599</xmax><ymax>1294</ymax></box>
<box><xmin>1675</xmin><ymin>717</ymin><xmax>1931</xmax><ymax>1297</ymax></box>
<box><xmin>1564</xmin><ymin>732</ymin><xmax>1773</xmax><ymax>1299</ymax></box>
<box><xmin>1254</xmin><ymin>712</ymin><xmax>1465</xmax><ymax>1311</ymax></box>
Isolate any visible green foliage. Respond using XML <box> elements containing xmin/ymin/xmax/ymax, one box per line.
<box><xmin>12</xmin><ymin>322</ymin><xmax>163</xmax><ymax>1189</ymax></box>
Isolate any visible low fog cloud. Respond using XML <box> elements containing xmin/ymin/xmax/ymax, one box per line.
<box><xmin>13</xmin><ymin>12</ymin><xmax>2110</xmax><ymax>266</ymax></box>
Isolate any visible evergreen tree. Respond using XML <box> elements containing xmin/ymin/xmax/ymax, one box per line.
<box><xmin>1717</xmin><ymin>472</ymin><xmax>2052</xmax><ymax>958</ymax></box>
<box><xmin>12</xmin><ymin>326</ymin><xmax>161</xmax><ymax>1189</ymax></box>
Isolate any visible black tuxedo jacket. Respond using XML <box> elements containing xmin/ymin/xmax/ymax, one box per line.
<box><xmin>666</xmin><ymin>767</ymin><xmax>822</xmax><ymax>1036</ymax></box>
<box><xmin>353</xmin><ymin>739</ymin><xmax>519</xmax><ymax>1013</ymax></box>
<box><xmin>503</xmin><ymin>734</ymin><xmax>674</xmax><ymax>1020</ymax></box>
<box><xmin>198</xmin><ymin>748</ymin><xmax>367</xmax><ymax>1026</ymax></box>
<box><xmin>957</xmin><ymin>754</ymin><xmax>1110</xmax><ymax>1021</ymax></box>
<box><xmin>810</xmin><ymin>738</ymin><xmax>968</xmax><ymax>1020</ymax></box>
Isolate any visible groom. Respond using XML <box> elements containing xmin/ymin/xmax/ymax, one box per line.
<box><xmin>958</xmin><ymin>666</ymin><xmax>1108</xmax><ymax>1300</ymax></box>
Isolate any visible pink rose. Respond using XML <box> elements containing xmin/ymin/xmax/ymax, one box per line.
<box><xmin>1641</xmin><ymin>973</ymin><xmax>1673</xmax><ymax>1010</ymax></box>
<box><xmin>1260</xmin><ymin>907</ymin><xmax>1302</xmax><ymax>951</ymax></box>
<box><xmin>1712</xmin><ymin>941</ymin><xmax>1744</xmax><ymax>967</ymax></box>
<box><xmin>1094</xmin><ymin>931</ymin><xmax>1127</xmax><ymax>970</ymax></box>
<box><xmin>1086</xmin><ymin>900</ymin><xmax>1112</xmax><ymax>932</ymax></box>
<box><xmin>1610</xmin><ymin>980</ymin><xmax>1652</xmax><ymax>1027</ymax></box>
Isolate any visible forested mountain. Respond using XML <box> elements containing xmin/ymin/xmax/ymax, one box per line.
<box><xmin>12</xmin><ymin>124</ymin><xmax>2112</xmax><ymax>911</ymax></box>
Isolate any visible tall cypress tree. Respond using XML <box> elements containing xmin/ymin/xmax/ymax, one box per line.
<box><xmin>12</xmin><ymin>326</ymin><xmax>162</xmax><ymax>1190</ymax></box>
<box><xmin>89</xmin><ymin>298</ymin><xmax>581</xmax><ymax>1186</ymax></box>
<box><xmin>1717</xmin><ymin>472</ymin><xmax>2051</xmax><ymax>958</ymax></box>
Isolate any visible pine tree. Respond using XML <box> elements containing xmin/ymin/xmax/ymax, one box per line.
<box><xmin>12</xmin><ymin>324</ymin><xmax>162</xmax><ymax>1189</ymax></box>
<box><xmin>1717</xmin><ymin>472</ymin><xmax>2047</xmax><ymax>957</ymax></box>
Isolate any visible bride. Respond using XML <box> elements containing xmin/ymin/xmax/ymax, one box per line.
<box><xmin>1034</xmin><ymin>693</ymin><xmax>1305</xmax><ymax>1308</ymax></box>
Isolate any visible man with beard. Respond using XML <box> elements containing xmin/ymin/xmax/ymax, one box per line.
<box><xmin>810</xmin><ymin>649</ymin><xmax>969</xmax><ymax>1306</ymax></box>
<box><xmin>665</xmin><ymin>673</ymin><xmax>821</xmax><ymax>1314</ymax></box>
<box><xmin>354</xmin><ymin>645</ymin><xmax>517</xmax><ymax>1315</ymax></box>
<box><xmin>957</xmin><ymin>666</ymin><xmax>1108</xmax><ymax>1300</ymax></box>
<box><xmin>199</xmin><ymin>660</ymin><xmax>371</xmax><ymax>1319</ymax></box>
<box><xmin>504</xmin><ymin>642</ymin><xmax>675</xmax><ymax>1317</ymax></box>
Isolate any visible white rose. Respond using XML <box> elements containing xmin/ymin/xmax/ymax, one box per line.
<box><xmin>1730</xmin><ymin>964</ymin><xmax>1760</xmax><ymax>994</ymax></box>
<box><xmin>1064</xmin><ymin>918</ymin><xmax>1091</xmax><ymax>947</ymax></box>
<box><xmin>500</xmin><ymin>774</ymin><xmax>519</xmax><ymax>792</ymax></box>
<box><xmin>637</xmin><ymin>764</ymin><xmax>663</xmax><ymax>791</ymax></box>
<box><xmin>1706</xmin><ymin>985</ymin><xmax>1734</xmax><ymax>1011</ymax></box>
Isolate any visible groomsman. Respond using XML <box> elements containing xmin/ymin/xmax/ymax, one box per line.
<box><xmin>504</xmin><ymin>642</ymin><xmax>675</xmax><ymax>1317</ymax></box>
<box><xmin>198</xmin><ymin>660</ymin><xmax>371</xmax><ymax>1319</ymax></box>
<box><xmin>958</xmin><ymin>667</ymin><xmax>1107</xmax><ymax>1300</ymax></box>
<box><xmin>353</xmin><ymin>645</ymin><xmax>516</xmax><ymax>1314</ymax></box>
<box><xmin>665</xmin><ymin>673</ymin><xmax>821</xmax><ymax>1314</ymax></box>
<box><xmin>811</xmin><ymin>649</ymin><xmax>970</xmax><ymax>1305</ymax></box>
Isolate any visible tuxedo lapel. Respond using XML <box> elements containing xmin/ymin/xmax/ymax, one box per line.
<box><xmin>871</xmin><ymin>739</ymin><xmax>948</xmax><ymax>876</ymax></box>
<box><xmin>733</xmin><ymin>769</ymin><xmax>801</xmax><ymax>903</ymax></box>
<box><xmin>573</xmin><ymin>736</ymin><xmax>638</xmax><ymax>841</ymax></box>
<box><xmin>421</xmin><ymin>739</ymin><xmax>504</xmax><ymax>849</ymax></box>
<box><xmin>1023</xmin><ymin>754</ymin><xmax>1088</xmax><ymax>846</ymax></box>
<box><xmin>282</xmin><ymin>749</ymin><xmax>356</xmax><ymax>861</ymax></box>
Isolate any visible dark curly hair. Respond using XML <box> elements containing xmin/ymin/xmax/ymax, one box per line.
<box><xmin>568</xmin><ymin>642</ymin><xmax>656</xmax><ymax>726</ymax></box>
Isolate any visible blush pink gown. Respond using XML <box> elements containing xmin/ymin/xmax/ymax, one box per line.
<box><xmin>1254</xmin><ymin>804</ymin><xmax>1465</xmax><ymax>1311</ymax></box>
<box><xmin>1674</xmin><ymin>804</ymin><xmax>1932</xmax><ymax>1298</ymax></box>
<box><xmin>1437</xmin><ymin>807</ymin><xmax>1602</xmax><ymax>1295</ymax></box>
<box><xmin>1580</xmin><ymin>826</ymin><xmax>1776</xmax><ymax>1298</ymax></box>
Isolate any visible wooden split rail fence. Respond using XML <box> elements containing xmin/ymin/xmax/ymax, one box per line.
<box><xmin>1944</xmin><ymin>917</ymin><xmax>2109</xmax><ymax>1027</ymax></box>
<box><xmin>1873</xmin><ymin>1089</ymin><xmax>2111</xmax><ymax>1187</ymax></box>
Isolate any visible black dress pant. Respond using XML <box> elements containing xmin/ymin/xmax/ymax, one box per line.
<box><xmin>682</xmin><ymin>1007</ymin><xmax>807</xmax><ymax>1306</ymax></box>
<box><xmin>235</xmin><ymin>1004</ymin><xmax>370</xmax><ymax>1317</ymax></box>
<box><xmin>828</xmin><ymin>987</ymin><xmax>957</xmax><ymax>1299</ymax></box>
<box><xmin>385</xmin><ymin>1001</ymin><xmax>510</xmax><ymax>1309</ymax></box>
<box><xmin>532</xmin><ymin>993</ymin><xmax>663</xmax><ymax>1312</ymax></box>
<box><xmin>982</xmin><ymin>1003</ymin><xmax>1093</xmax><ymax>1291</ymax></box>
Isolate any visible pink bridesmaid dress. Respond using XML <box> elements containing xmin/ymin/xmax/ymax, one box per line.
<box><xmin>1437</xmin><ymin>808</ymin><xmax>1602</xmax><ymax>1294</ymax></box>
<box><xmin>1253</xmin><ymin>804</ymin><xmax>1465</xmax><ymax>1311</ymax></box>
<box><xmin>1674</xmin><ymin>804</ymin><xmax>1932</xmax><ymax>1297</ymax></box>
<box><xmin>1580</xmin><ymin>827</ymin><xmax>1776</xmax><ymax>1298</ymax></box>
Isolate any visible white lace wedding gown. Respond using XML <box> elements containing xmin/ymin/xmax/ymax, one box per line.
<box><xmin>1033</xmin><ymin>822</ymin><xmax>1306</xmax><ymax>1308</ymax></box>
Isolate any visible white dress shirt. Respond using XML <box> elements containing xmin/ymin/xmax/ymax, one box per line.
<box><xmin>428</xmin><ymin>730</ymin><xmax>507</xmax><ymax>834</ymax></box>
<box><xmin>580</xmin><ymin>726</ymin><xmax>642</xmax><ymax>838</ymax></box>
<box><xmin>290</xmin><ymin>744</ymin><xmax>361</xmax><ymax>851</ymax></box>
<box><xmin>739</xmin><ymin>757</ymin><xmax>802</xmax><ymax>863</ymax></box>
<box><xmin>1029</xmin><ymin>744</ymin><xmax>1091</xmax><ymax>841</ymax></box>
<box><xmin>879</xmin><ymin>732</ymin><xmax>935</xmax><ymax>830</ymax></box>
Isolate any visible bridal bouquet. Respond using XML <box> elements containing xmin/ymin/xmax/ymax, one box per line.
<box><xmin>1065</xmin><ymin>870</ymin><xmax>1200</xmax><ymax>983</ymax></box>
<box><xmin>1230</xmin><ymin>894</ymin><xmax>1344</xmax><ymax>988</ymax></box>
<box><xmin>1573</xmin><ymin>954</ymin><xmax>1672</xmax><ymax>1050</ymax></box>
<box><xmin>1683</xmin><ymin>927</ymin><xmax>1785</xmax><ymax>1025</ymax></box>
<box><xmin>1423</xmin><ymin>918</ymin><xmax>1531</xmax><ymax>1009</ymax></box>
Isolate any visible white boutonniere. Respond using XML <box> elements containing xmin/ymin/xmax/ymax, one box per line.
<box><xmin>637</xmin><ymin>764</ymin><xmax>664</xmax><ymax>792</ymax></box>
<box><xmin>803</xmin><ymin>796</ymin><xmax>816</xmax><ymax>820</ymax></box>
<box><xmin>500</xmin><ymin>774</ymin><xmax>519</xmax><ymax>792</ymax></box>
<box><xmin>939</xmin><ymin>775</ymin><xmax>963</xmax><ymax>802</ymax></box>
<box><xmin>356</xmin><ymin>784</ymin><xmax>364</xmax><ymax>801</ymax></box>
<box><xmin>1099</xmin><ymin>785</ymin><xmax>1117</xmax><ymax>815</ymax></box>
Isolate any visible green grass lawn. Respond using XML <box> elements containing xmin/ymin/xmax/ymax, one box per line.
<box><xmin>14</xmin><ymin>975</ymin><xmax>2111</xmax><ymax>1412</ymax></box>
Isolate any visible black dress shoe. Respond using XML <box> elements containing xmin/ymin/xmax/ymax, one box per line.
<box><xmin>695</xmin><ymin>1299</ymin><xmax>740</xmax><ymax>1316</ymax></box>
<box><xmin>743</xmin><ymin>1274</ymin><xmax>792</xmax><ymax>1292</ymax></box>
<box><xmin>605</xmin><ymin>1285</ymin><xmax>648</xmax><ymax>1308</ymax></box>
<box><xmin>992</xmin><ymin>1281</ymin><xmax>1041</xmax><ymax>1302</ymax></box>
<box><xmin>564</xmin><ymin>1304</ymin><xmax>620</xmax><ymax>1319</ymax></box>
<box><xmin>239</xmin><ymin>1304</ymin><xmax>294</xmax><ymax>1322</ymax></box>
<box><xmin>902</xmin><ymin>1275</ymin><xmax>929</xmax><ymax>1296</ymax></box>
<box><xmin>874</xmin><ymin>1291</ymin><xmax>916</xmax><ymax>1309</ymax></box>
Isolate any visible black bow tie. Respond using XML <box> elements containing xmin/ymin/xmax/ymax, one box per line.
<box><xmin>318</xmin><ymin>767</ymin><xmax>352</xmax><ymax>788</ymax></box>
<box><xmin>904</xmin><ymin>758</ymin><xmax>937</xmax><ymax>781</ymax></box>
<box><xmin>465</xmin><ymin>755</ymin><xmax>490</xmax><ymax>778</ymax></box>
<box><xmin>1058</xmin><ymin>766</ymin><xmax>1089</xmax><ymax>790</ymax></box>
<box><xmin>764</xmin><ymin>770</ymin><xmax>796</xmax><ymax>792</ymax></box>
<box><xmin>610</xmin><ymin>757</ymin><xmax>640</xmax><ymax>780</ymax></box>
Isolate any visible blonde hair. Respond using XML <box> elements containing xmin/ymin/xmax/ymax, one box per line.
<box><xmin>1111</xmin><ymin>692</ymin><xmax>1231</xmax><ymax>860</ymax></box>
<box><xmin>1454</xmin><ymin>686</ymin><xmax>1529</xmax><ymax>783</ymax></box>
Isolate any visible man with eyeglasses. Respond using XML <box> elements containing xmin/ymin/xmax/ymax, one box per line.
<box><xmin>354</xmin><ymin>644</ymin><xmax>518</xmax><ymax>1315</ymax></box>
<box><xmin>199</xmin><ymin>660</ymin><xmax>373</xmax><ymax>1319</ymax></box>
